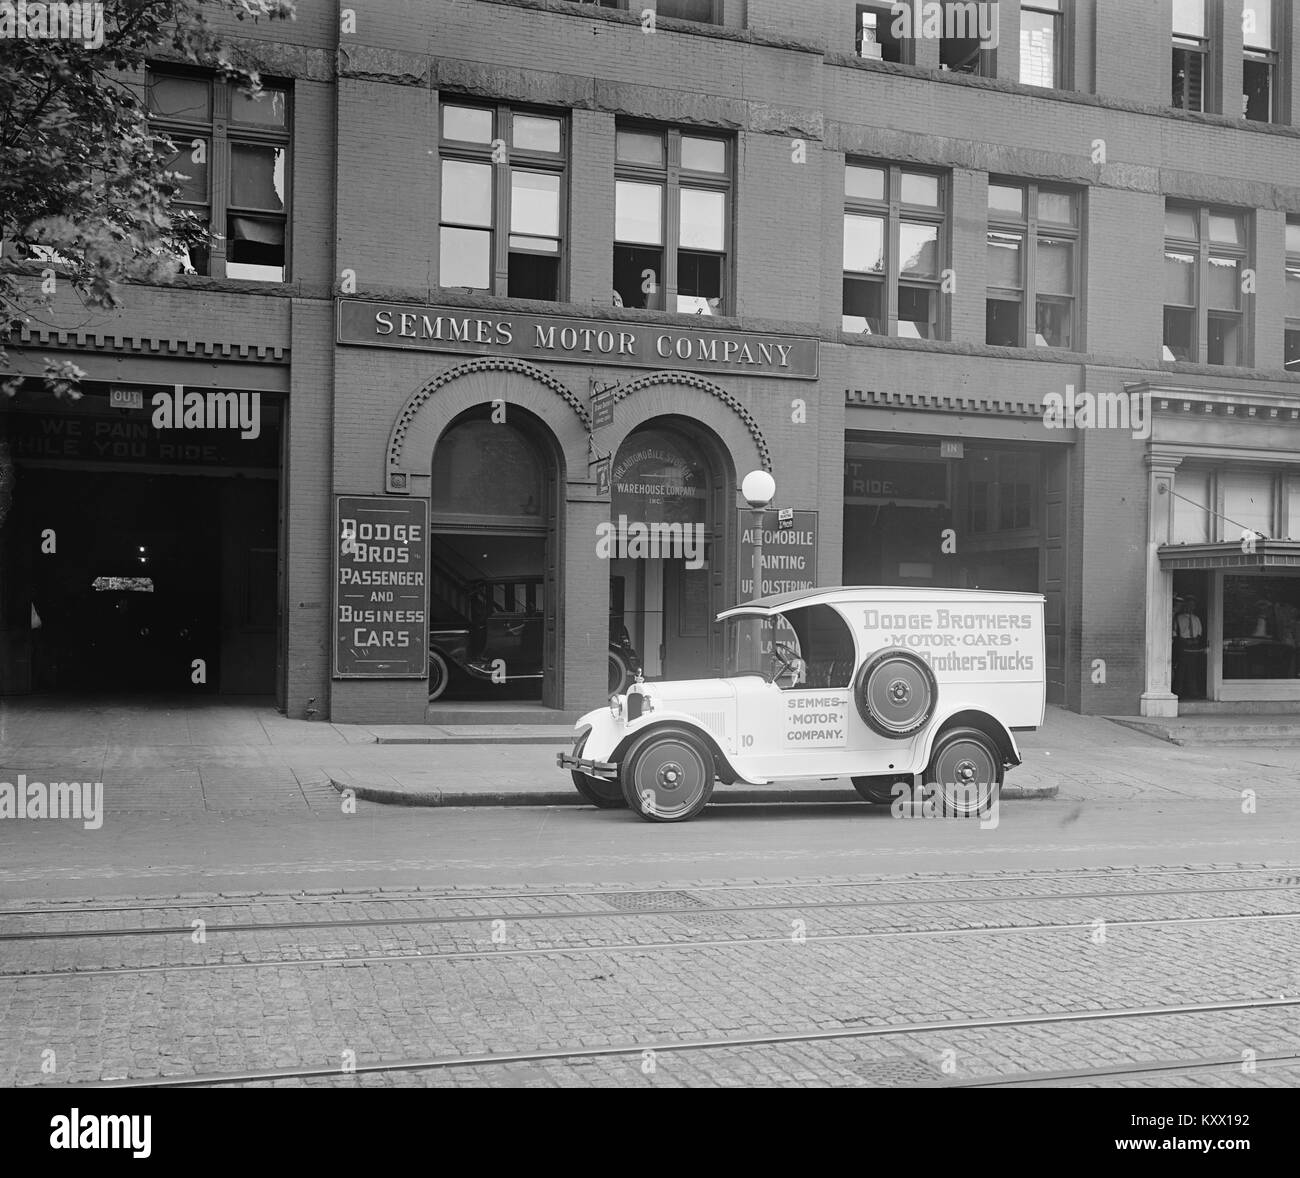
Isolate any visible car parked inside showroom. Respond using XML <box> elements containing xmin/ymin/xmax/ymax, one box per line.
<box><xmin>429</xmin><ymin>574</ymin><xmax>641</xmax><ymax>701</ymax></box>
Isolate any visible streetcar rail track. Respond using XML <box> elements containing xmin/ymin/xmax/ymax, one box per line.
<box><xmin>1</xmin><ymin>862</ymin><xmax>1294</xmax><ymax>921</ymax></box>
<box><xmin>4</xmin><ymin>909</ymin><xmax>1296</xmax><ymax>980</ymax></box>
<box><xmin>3</xmin><ymin>881</ymin><xmax>1299</xmax><ymax>942</ymax></box>
<box><xmin>41</xmin><ymin>995</ymin><xmax>1300</xmax><ymax>1089</ymax></box>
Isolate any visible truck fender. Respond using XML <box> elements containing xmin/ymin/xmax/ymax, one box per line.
<box><xmin>923</xmin><ymin>709</ymin><xmax>1022</xmax><ymax>771</ymax></box>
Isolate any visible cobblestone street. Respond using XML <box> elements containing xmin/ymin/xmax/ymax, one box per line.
<box><xmin>3</xmin><ymin>789</ymin><xmax>1299</xmax><ymax>1089</ymax></box>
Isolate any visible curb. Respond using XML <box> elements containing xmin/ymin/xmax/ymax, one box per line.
<box><xmin>374</xmin><ymin>736</ymin><xmax>572</xmax><ymax>745</ymax></box>
<box><xmin>329</xmin><ymin>777</ymin><xmax>1058</xmax><ymax>808</ymax></box>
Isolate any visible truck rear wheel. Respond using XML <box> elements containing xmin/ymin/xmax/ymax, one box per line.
<box><xmin>570</xmin><ymin>731</ymin><xmax>625</xmax><ymax>809</ymax></box>
<box><xmin>853</xmin><ymin>648</ymin><xmax>938</xmax><ymax>739</ymax></box>
<box><xmin>620</xmin><ymin>726</ymin><xmax>714</xmax><ymax>823</ymax></box>
<box><xmin>923</xmin><ymin>727</ymin><xmax>1002</xmax><ymax>818</ymax></box>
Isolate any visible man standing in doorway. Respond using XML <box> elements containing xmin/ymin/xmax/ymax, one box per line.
<box><xmin>1172</xmin><ymin>594</ymin><xmax>1204</xmax><ymax>697</ymax></box>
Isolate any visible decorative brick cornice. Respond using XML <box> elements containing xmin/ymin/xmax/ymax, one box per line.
<box><xmin>845</xmin><ymin>387</ymin><xmax>1046</xmax><ymax>418</ymax></box>
<box><xmin>6</xmin><ymin>325</ymin><xmax>288</xmax><ymax>363</ymax></box>
<box><xmin>611</xmin><ymin>370</ymin><xmax>772</xmax><ymax>473</ymax></box>
<box><xmin>1128</xmin><ymin>381</ymin><xmax>1300</xmax><ymax>423</ymax></box>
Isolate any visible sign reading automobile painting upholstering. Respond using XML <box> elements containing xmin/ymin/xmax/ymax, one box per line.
<box><xmin>336</xmin><ymin>300</ymin><xmax>819</xmax><ymax>380</ymax></box>
<box><xmin>334</xmin><ymin>496</ymin><xmax>428</xmax><ymax>678</ymax></box>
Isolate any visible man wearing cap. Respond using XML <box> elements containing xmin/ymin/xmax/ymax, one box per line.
<box><xmin>1172</xmin><ymin>594</ymin><xmax>1204</xmax><ymax>697</ymax></box>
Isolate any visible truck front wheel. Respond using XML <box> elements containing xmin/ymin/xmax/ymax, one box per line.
<box><xmin>620</xmin><ymin>727</ymin><xmax>714</xmax><ymax>823</ymax></box>
<box><xmin>570</xmin><ymin>731</ymin><xmax>625</xmax><ymax>809</ymax></box>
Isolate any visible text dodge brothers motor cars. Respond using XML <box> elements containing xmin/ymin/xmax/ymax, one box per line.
<box><xmin>558</xmin><ymin>587</ymin><xmax>1046</xmax><ymax>822</ymax></box>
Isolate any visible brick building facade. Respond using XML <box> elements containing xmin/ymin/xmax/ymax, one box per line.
<box><xmin>4</xmin><ymin>0</ymin><xmax>1300</xmax><ymax>723</ymax></box>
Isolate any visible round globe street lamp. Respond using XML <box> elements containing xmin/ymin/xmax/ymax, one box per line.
<box><xmin>741</xmin><ymin>470</ymin><xmax>776</xmax><ymax>602</ymax></box>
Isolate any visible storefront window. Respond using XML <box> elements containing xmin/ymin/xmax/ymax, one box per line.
<box><xmin>431</xmin><ymin>419</ymin><xmax>544</xmax><ymax>522</ymax></box>
<box><xmin>1222</xmin><ymin>575</ymin><xmax>1300</xmax><ymax>679</ymax></box>
<box><xmin>1171</xmin><ymin>469</ymin><xmax>1211</xmax><ymax>544</ymax></box>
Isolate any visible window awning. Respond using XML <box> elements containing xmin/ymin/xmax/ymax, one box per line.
<box><xmin>1159</xmin><ymin>541</ymin><xmax>1300</xmax><ymax>570</ymax></box>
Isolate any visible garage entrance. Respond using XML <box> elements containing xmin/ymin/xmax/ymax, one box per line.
<box><xmin>0</xmin><ymin>384</ymin><xmax>282</xmax><ymax>695</ymax></box>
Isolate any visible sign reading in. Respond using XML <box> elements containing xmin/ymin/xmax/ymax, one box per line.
<box><xmin>337</xmin><ymin>299</ymin><xmax>819</xmax><ymax>380</ymax></box>
<box><xmin>739</xmin><ymin>510</ymin><xmax>818</xmax><ymax>598</ymax></box>
<box><xmin>333</xmin><ymin>496</ymin><xmax>428</xmax><ymax>678</ymax></box>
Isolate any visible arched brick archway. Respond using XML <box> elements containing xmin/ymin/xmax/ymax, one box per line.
<box><xmin>382</xmin><ymin>359</ymin><xmax>774</xmax><ymax>710</ymax></box>
<box><xmin>385</xmin><ymin>358</ymin><xmax>587</xmax><ymax>496</ymax></box>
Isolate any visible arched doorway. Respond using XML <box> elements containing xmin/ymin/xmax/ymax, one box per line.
<box><xmin>610</xmin><ymin>419</ymin><xmax>730</xmax><ymax>681</ymax></box>
<box><xmin>429</xmin><ymin>407</ymin><xmax>561</xmax><ymax>706</ymax></box>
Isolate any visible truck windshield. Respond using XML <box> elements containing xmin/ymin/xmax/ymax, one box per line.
<box><xmin>724</xmin><ymin>613</ymin><xmax>799</xmax><ymax>679</ymax></box>
<box><xmin>725</xmin><ymin>604</ymin><xmax>858</xmax><ymax>688</ymax></box>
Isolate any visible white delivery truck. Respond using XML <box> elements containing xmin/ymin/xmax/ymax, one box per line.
<box><xmin>558</xmin><ymin>586</ymin><xmax>1046</xmax><ymax>823</ymax></box>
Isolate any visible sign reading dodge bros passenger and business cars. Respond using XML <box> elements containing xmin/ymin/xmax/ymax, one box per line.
<box><xmin>336</xmin><ymin>299</ymin><xmax>819</xmax><ymax>380</ymax></box>
<box><xmin>333</xmin><ymin>496</ymin><xmax>428</xmax><ymax>678</ymax></box>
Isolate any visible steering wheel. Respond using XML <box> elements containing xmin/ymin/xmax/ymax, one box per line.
<box><xmin>773</xmin><ymin>640</ymin><xmax>804</xmax><ymax>688</ymax></box>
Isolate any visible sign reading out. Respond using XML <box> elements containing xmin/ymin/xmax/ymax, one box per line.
<box><xmin>337</xmin><ymin>299</ymin><xmax>819</xmax><ymax>380</ymax></box>
<box><xmin>334</xmin><ymin>496</ymin><xmax>428</xmax><ymax>678</ymax></box>
<box><xmin>739</xmin><ymin>510</ymin><xmax>818</xmax><ymax>599</ymax></box>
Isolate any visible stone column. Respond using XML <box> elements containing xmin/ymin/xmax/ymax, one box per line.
<box><xmin>1140</xmin><ymin>452</ymin><xmax>1182</xmax><ymax>717</ymax></box>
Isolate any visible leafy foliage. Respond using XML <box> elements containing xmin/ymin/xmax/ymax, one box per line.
<box><xmin>0</xmin><ymin>0</ymin><xmax>295</xmax><ymax>396</ymax></box>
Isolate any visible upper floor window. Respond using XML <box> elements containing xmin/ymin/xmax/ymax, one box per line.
<box><xmin>939</xmin><ymin>0</ymin><xmax>997</xmax><ymax>75</ymax></box>
<box><xmin>1243</xmin><ymin>0</ymin><xmax>1279</xmax><ymax>122</ymax></box>
<box><xmin>843</xmin><ymin>163</ymin><xmax>947</xmax><ymax>339</ymax></box>
<box><xmin>1020</xmin><ymin>0</ymin><xmax>1064</xmax><ymax>88</ymax></box>
<box><xmin>439</xmin><ymin>102</ymin><xmax>567</xmax><ymax>300</ymax></box>
<box><xmin>856</xmin><ymin>3</ymin><xmax>912</xmax><ymax>62</ymax></box>
<box><xmin>1163</xmin><ymin>204</ymin><xmax>1249</xmax><ymax>366</ymax></box>
<box><xmin>1172</xmin><ymin>0</ymin><xmax>1208</xmax><ymax>111</ymax></box>
<box><xmin>588</xmin><ymin>0</ymin><xmax>721</xmax><ymax>23</ymax></box>
<box><xmin>614</xmin><ymin>126</ymin><xmax>731</xmax><ymax>315</ymax></box>
<box><xmin>147</xmin><ymin>69</ymin><xmax>290</xmax><ymax>281</ymax></box>
<box><xmin>1285</xmin><ymin>220</ymin><xmax>1300</xmax><ymax>371</ymax></box>
<box><xmin>985</xmin><ymin>181</ymin><xmax>1080</xmax><ymax>350</ymax></box>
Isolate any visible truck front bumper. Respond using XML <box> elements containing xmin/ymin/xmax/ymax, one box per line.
<box><xmin>556</xmin><ymin>752</ymin><xmax>618</xmax><ymax>778</ymax></box>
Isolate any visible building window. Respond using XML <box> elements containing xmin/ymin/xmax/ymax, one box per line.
<box><xmin>985</xmin><ymin>181</ymin><xmax>1079</xmax><ymax>349</ymax></box>
<box><xmin>967</xmin><ymin>452</ymin><xmax>1039</xmax><ymax>535</ymax></box>
<box><xmin>940</xmin><ymin>0</ymin><xmax>996</xmax><ymax>75</ymax></box>
<box><xmin>147</xmin><ymin>69</ymin><xmax>291</xmax><ymax>281</ymax></box>
<box><xmin>1285</xmin><ymin>220</ymin><xmax>1300</xmax><ymax>371</ymax></box>
<box><xmin>587</xmin><ymin>0</ymin><xmax>721</xmax><ymax>23</ymax></box>
<box><xmin>1020</xmin><ymin>0</ymin><xmax>1064</xmax><ymax>88</ymax></box>
<box><xmin>843</xmin><ymin>163</ymin><xmax>946</xmax><ymax>339</ymax></box>
<box><xmin>1163</xmin><ymin>204</ymin><xmax>1249</xmax><ymax>366</ymax></box>
<box><xmin>1243</xmin><ymin>0</ymin><xmax>1279</xmax><ymax>122</ymax></box>
<box><xmin>614</xmin><ymin>126</ymin><xmax>730</xmax><ymax>315</ymax></box>
<box><xmin>439</xmin><ymin>102</ymin><xmax>567</xmax><ymax>300</ymax></box>
<box><xmin>1172</xmin><ymin>0</ymin><xmax>1208</xmax><ymax>111</ymax></box>
<box><xmin>856</xmin><ymin>3</ymin><xmax>911</xmax><ymax>63</ymax></box>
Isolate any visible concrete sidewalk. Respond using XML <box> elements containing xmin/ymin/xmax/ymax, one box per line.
<box><xmin>0</xmin><ymin>694</ymin><xmax>1291</xmax><ymax>813</ymax></box>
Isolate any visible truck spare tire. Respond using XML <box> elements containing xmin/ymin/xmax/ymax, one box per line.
<box><xmin>853</xmin><ymin>647</ymin><xmax>938</xmax><ymax>739</ymax></box>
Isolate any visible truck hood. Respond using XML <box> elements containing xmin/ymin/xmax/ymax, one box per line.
<box><xmin>634</xmin><ymin>677</ymin><xmax>738</xmax><ymax>706</ymax></box>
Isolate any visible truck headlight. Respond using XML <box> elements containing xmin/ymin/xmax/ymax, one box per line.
<box><xmin>609</xmin><ymin>694</ymin><xmax>624</xmax><ymax>719</ymax></box>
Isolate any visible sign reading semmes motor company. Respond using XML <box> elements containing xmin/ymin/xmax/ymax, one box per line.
<box><xmin>334</xmin><ymin>496</ymin><xmax>428</xmax><ymax>678</ymax></box>
<box><xmin>336</xmin><ymin>299</ymin><xmax>819</xmax><ymax>380</ymax></box>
